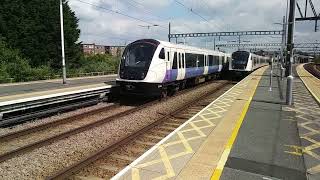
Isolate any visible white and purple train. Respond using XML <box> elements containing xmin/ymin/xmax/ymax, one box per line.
<box><xmin>116</xmin><ymin>39</ymin><xmax>231</xmax><ymax>97</ymax></box>
<box><xmin>229</xmin><ymin>51</ymin><xmax>271</xmax><ymax>75</ymax></box>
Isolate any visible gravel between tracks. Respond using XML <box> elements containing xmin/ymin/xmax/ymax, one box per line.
<box><xmin>0</xmin><ymin>105</ymin><xmax>133</xmax><ymax>155</ymax></box>
<box><xmin>0</xmin><ymin>103</ymin><xmax>115</xmax><ymax>136</ymax></box>
<box><xmin>0</xmin><ymin>81</ymin><xmax>230</xmax><ymax>179</ymax></box>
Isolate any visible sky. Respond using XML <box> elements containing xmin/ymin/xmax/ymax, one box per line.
<box><xmin>68</xmin><ymin>0</ymin><xmax>320</xmax><ymax>52</ymax></box>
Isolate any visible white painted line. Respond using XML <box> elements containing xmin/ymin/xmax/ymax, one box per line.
<box><xmin>111</xmin><ymin>75</ymin><xmax>253</xmax><ymax>180</ymax></box>
<box><xmin>0</xmin><ymin>85</ymin><xmax>113</xmax><ymax>106</ymax></box>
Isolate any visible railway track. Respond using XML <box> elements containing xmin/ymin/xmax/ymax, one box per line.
<box><xmin>304</xmin><ymin>63</ymin><xmax>320</xmax><ymax>79</ymax></box>
<box><xmin>0</xmin><ymin>80</ymin><xmax>229</xmax><ymax>165</ymax></box>
<box><xmin>0</xmin><ymin>103</ymin><xmax>139</xmax><ymax>163</ymax></box>
<box><xmin>47</xmin><ymin>81</ymin><xmax>233</xmax><ymax>180</ymax></box>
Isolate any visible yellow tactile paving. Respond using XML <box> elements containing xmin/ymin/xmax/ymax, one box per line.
<box><xmin>296</xmin><ymin>64</ymin><xmax>320</xmax><ymax>103</ymax></box>
<box><xmin>112</xmin><ymin>67</ymin><xmax>268</xmax><ymax>180</ymax></box>
<box><xmin>282</xmin><ymin>66</ymin><xmax>320</xmax><ymax>176</ymax></box>
<box><xmin>0</xmin><ymin>83</ymin><xmax>111</xmax><ymax>102</ymax></box>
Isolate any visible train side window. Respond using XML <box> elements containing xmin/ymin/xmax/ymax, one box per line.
<box><xmin>167</xmin><ymin>52</ymin><xmax>169</xmax><ymax>61</ymax></box>
<box><xmin>204</xmin><ymin>55</ymin><xmax>207</xmax><ymax>66</ymax></box>
<box><xmin>213</xmin><ymin>56</ymin><xmax>219</xmax><ymax>65</ymax></box>
<box><xmin>159</xmin><ymin>48</ymin><xmax>165</xmax><ymax>59</ymax></box>
<box><xmin>172</xmin><ymin>52</ymin><xmax>178</xmax><ymax>69</ymax></box>
<box><xmin>198</xmin><ymin>54</ymin><xmax>204</xmax><ymax>67</ymax></box>
<box><xmin>208</xmin><ymin>55</ymin><xmax>213</xmax><ymax>66</ymax></box>
<box><xmin>185</xmin><ymin>53</ymin><xmax>197</xmax><ymax>68</ymax></box>
<box><xmin>182</xmin><ymin>54</ymin><xmax>185</xmax><ymax>68</ymax></box>
<box><xmin>178</xmin><ymin>53</ymin><xmax>182</xmax><ymax>69</ymax></box>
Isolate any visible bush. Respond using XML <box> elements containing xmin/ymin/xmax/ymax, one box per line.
<box><xmin>0</xmin><ymin>38</ymin><xmax>120</xmax><ymax>83</ymax></box>
<box><xmin>28</xmin><ymin>66</ymin><xmax>52</xmax><ymax>81</ymax></box>
<box><xmin>0</xmin><ymin>38</ymin><xmax>33</xmax><ymax>82</ymax></box>
<box><xmin>75</xmin><ymin>54</ymin><xmax>120</xmax><ymax>74</ymax></box>
<box><xmin>0</xmin><ymin>39</ymin><xmax>54</xmax><ymax>82</ymax></box>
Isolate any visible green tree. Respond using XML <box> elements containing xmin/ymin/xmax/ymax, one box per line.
<box><xmin>0</xmin><ymin>37</ymin><xmax>31</xmax><ymax>82</ymax></box>
<box><xmin>0</xmin><ymin>0</ymin><xmax>80</xmax><ymax>70</ymax></box>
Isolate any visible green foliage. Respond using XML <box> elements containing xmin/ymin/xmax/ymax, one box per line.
<box><xmin>0</xmin><ymin>38</ymin><xmax>119</xmax><ymax>82</ymax></box>
<box><xmin>67</xmin><ymin>54</ymin><xmax>120</xmax><ymax>76</ymax></box>
<box><xmin>0</xmin><ymin>0</ymin><xmax>80</xmax><ymax>69</ymax></box>
<box><xmin>81</xmin><ymin>54</ymin><xmax>119</xmax><ymax>73</ymax></box>
<box><xmin>0</xmin><ymin>38</ymin><xmax>53</xmax><ymax>82</ymax></box>
<box><xmin>0</xmin><ymin>2</ymin><xmax>120</xmax><ymax>83</ymax></box>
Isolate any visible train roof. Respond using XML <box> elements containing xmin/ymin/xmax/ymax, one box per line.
<box><xmin>232</xmin><ymin>50</ymin><xmax>270</xmax><ymax>58</ymax></box>
<box><xmin>129</xmin><ymin>39</ymin><xmax>229</xmax><ymax>56</ymax></box>
<box><xmin>158</xmin><ymin>40</ymin><xmax>227</xmax><ymax>55</ymax></box>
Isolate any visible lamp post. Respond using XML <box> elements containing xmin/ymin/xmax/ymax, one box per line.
<box><xmin>286</xmin><ymin>0</ymin><xmax>296</xmax><ymax>105</ymax></box>
<box><xmin>273</xmin><ymin>16</ymin><xmax>287</xmax><ymax>69</ymax></box>
<box><xmin>60</xmin><ymin>0</ymin><xmax>67</xmax><ymax>84</ymax></box>
<box><xmin>273</xmin><ymin>16</ymin><xmax>288</xmax><ymax>80</ymax></box>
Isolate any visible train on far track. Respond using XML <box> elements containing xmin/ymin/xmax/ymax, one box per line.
<box><xmin>229</xmin><ymin>51</ymin><xmax>272</xmax><ymax>75</ymax></box>
<box><xmin>116</xmin><ymin>39</ymin><xmax>231</xmax><ymax>97</ymax></box>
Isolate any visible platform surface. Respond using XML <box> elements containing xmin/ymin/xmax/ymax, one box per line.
<box><xmin>289</xmin><ymin>64</ymin><xmax>320</xmax><ymax>180</ymax></box>
<box><xmin>112</xmin><ymin>66</ymin><xmax>269</xmax><ymax>180</ymax></box>
<box><xmin>0</xmin><ymin>75</ymin><xmax>116</xmax><ymax>102</ymax></box>
<box><xmin>0</xmin><ymin>74</ymin><xmax>116</xmax><ymax>97</ymax></box>
<box><xmin>112</xmin><ymin>64</ymin><xmax>320</xmax><ymax>180</ymax></box>
<box><xmin>219</xmin><ymin>66</ymin><xmax>306</xmax><ymax>180</ymax></box>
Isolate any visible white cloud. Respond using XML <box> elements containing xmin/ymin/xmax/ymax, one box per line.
<box><xmin>68</xmin><ymin>0</ymin><xmax>320</xmax><ymax>49</ymax></box>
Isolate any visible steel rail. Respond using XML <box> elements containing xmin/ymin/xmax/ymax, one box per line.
<box><xmin>0</xmin><ymin>103</ymin><xmax>150</xmax><ymax>163</ymax></box>
<box><xmin>0</xmin><ymin>104</ymin><xmax>120</xmax><ymax>142</ymax></box>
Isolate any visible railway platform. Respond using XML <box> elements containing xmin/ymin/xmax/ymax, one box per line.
<box><xmin>0</xmin><ymin>74</ymin><xmax>117</xmax><ymax>127</ymax></box>
<box><xmin>111</xmin><ymin>64</ymin><xmax>320</xmax><ymax>180</ymax></box>
<box><xmin>0</xmin><ymin>74</ymin><xmax>116</xmax><ymax>102</ymax></box>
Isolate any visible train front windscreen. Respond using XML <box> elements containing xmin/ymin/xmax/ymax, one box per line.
<box><xmin>119</xmin><ymin>40</ymin><xmax>159</xmax><ymax>80</ymax></box>
<box><xmin>232</xmin><ymin>51</ymin><xmax>250</xmax><ymax>69</ymax></box>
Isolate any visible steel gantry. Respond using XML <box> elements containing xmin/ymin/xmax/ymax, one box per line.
<box><xmin>216</xmin><ymin>42</ymin><xmax>320</xmax><ymax>49</ymax></box>
<box><xmin>216</xmin><ymin>42</ymin><xmax>320</xmax><ymax>56</ymax></box>
<box><xmin>296</xmin><ymin>0</ymin><xmax>320</xmax><ymax>32</ymax></box>
<box><xmin>168</xmin><ymin>30</ymin><xmax>283</xmax><ymax>40</ymax></box>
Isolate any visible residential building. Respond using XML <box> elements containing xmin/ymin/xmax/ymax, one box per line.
<box><xmin>105</xmin><ymin>46</ymin><xmax>125</xmax><ymax>57</ymax></box>
<box><xmin>81</xmin><ymin>43</ymin><xmax>125</xmax><ymax>57</ymax></box>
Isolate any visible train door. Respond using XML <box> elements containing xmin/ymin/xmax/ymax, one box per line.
<box><xmin>180</xmin><ymin>50</ymin><xmax>186</xmax><ymax>79</ymax></box>
<box><xmin>176</xmin><ymin>49</ymin><xmax>185</xmax><ymax>80</ymax></box>
<box><xmin>219</xmin><ymin>55</ymin><xmax>223</xmax><ymax>71</ymax></box>
<box><xmin>203</xmin><ymin>54</ymin><xmax>208</xmax><ymax>75</ymax></box>
<box><xmin>170</xmin><ymin>48</ymin><xmax>178</xmax><ymax>81</ymax></box>
<box><xmin>164</xmin><ymin>47</ymin><xmax>171</xmax><ymax>82</ymax></box>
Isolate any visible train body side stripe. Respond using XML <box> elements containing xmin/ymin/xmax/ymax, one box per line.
<box><xmin>185</xmin><ymin>67</ymin><xmax>204</xmax><ymax>79</ymax></box>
